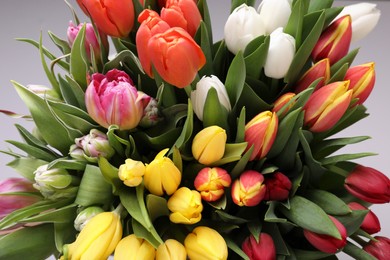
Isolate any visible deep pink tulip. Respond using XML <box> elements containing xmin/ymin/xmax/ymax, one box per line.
<box><xmin>304</xmin><ymin>215</ymin><xmax>347</xmax><ymax>254</ymax></box>
<box><xmin>242</xmin><ymin>233</ymin><xmax>276</xmax><ymax>260</ymax></box>
<box><xmin>363</xmin><ymin>236</ymin><xmax>390</xmax><ymax>260</ymax></box>
<box><xmin>85</xmin><ymin>69</ymin><xmax>150</xmax><ymax>130</ymax></box>
<box><xmin>294</xmin><ymin>58</ymin><xmax>330</xmax><ymax>93</ymax></box>
<box><xmin>344</xmin><ymin>165</ymin><xmax>390</xmax><ymax>204</ymax></box>
<box><xmin>344</xmin><ymin>62</ymin><xmax>376</xmax><ymax>105</ymax></box>
<box><xmin>348</xmin><ymin>202</ymin><xmax>381</xmax><ymax>234</ymax></box>
<box><xmin>231</xmin><ymin>170</ymin><xmax>266</xmax><ymax>207</ymax></box>
<box><xmin>263</xmin><ymin>172</ymin><xmax>292</xmax><ymax>201</ymax></box>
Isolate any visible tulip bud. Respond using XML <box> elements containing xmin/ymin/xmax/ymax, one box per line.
<box><xmin>161</xmin><ymin>0</ymin><xmax>202</xmax><ymax>37</ymax></box>
<box><xmin>184</xmin><ymin>226</ymin><xmax>228</xmax><ymax>260</ymax></box>
<box><xmin>263</xmin><ymin>172</ymin><xmax>292</xmax><ymax>201</ymax></box>
<box><xmin>312</xmin><ymin>15</ymin><xmax>352</xmax><ymax>65</ymax></box>
<box><xmin>272</xmin><ymin>92</ymin><xmax>296</xmax><ymax>116</ymax></box>
<box><xmin>33</xmin><ymin>164</ymin><xmax>78</xmax><ymax>200</ymax></box>
<box><xmin>85</xmin><ymin>69</ymin><xmax>150</xmax><ymax>130</ymax></box>
<box><xmin>257</xmin><ymin>0</ymin><xmax>292</xmax><ymax>34</ymax></box>
<box><xmin>191</xmin><ymin>75</ymin><xmax>232</xmax><ymax>121</ymax></box>
<box><xmin>304</xmin><ymin>215</ymin><xmax>347</xmax><ymax>254</ymax></box>
<box><xmin>264</xmin><ymin>27</ymin><xmax>296</xmax><ymax>79</ymax></box>
<box><xmin>363</xmin><ymin>236</ymin><xmax>390</xmax><ymax>260</ymax></box>
<box><xmin>167</xmin><ymin>187</ymin><xmax>203</xmax><ymax>224</ymax></box>
<box><xmin>344</xmin><ymin>165</ymin><xmax>390</xmax><ymax>204</ymax></box>
<box><xmin>231</xmin><ymin>170</ymin><xmax>266</xmax><ymax>207</ymax></box>
<box><xmin>156</xmin><ymin>239</ymin><xmax>187</xmax><ymax>260</ymax></box>
<box><xmin>118</xmin><ymin>158</ymin><xmax>146</xmax><ymax>187</ymax></box>
<box><xmin>303</xmin><ymin>81</ymin><xmax>353</xmax><ymax>133</ymax></box>
<box><xmin>348</xmin><ymin>202</ymin><xmax>381</xmax><ymax>234</ymax></box>
<box><xmin>244</xmin><ymin>111</ymin><xmax>278</xmax><ymax>161</ymax></box>
<box><xmin>194</xmin><ymin>167</ymin><xmax>232</xmax><ymax>202</ymax></box>
<box><xmin>139</xmin><ymin>97</ymin><xmax>163</xmax><ymax>128</ymax></box>
<box><xmin>344</xmin><ymin>62</ymin><xmax>375</xmax><ymax>105</ymax></box>
<box><xmin>114</xmin><ymin>234</ymin><xmax>156</xmax><ymax>260</ymax></box>
<box><xmin>294</xmin><ymin>58</ymin><xmax>331</xmax><ymax>93</ymax></box>
<box><xmin>144</xmin><ymin>148</ymin><xmax>182</xmax><ymax>196</ymax></box>
<box><xmin>76</xmin><ymin>0</ymin><xmax>134</xmax><ymax>37</ymax></box>
<box><xmin>224</xmin><ymin>4</ymin><xmax>265</xmax><ymax>54</ymax></box>
<box><xmin>74</xmin><ymin>206</ymin><xmax>104</xmax><ymax>231</ymax></box>
<box><xmin>64</xmin><ymin>210</ymin><xmax>122</xmax><ymax>260</ymax></box>
<box><xmin>192</xmin><ymin>125</ymin><xmax>227</xmax><ymax>165</ymax></box>
<box><xmin>334</xmin><ymin>3</ymin><xmax>381</xmax><ymax>42</ymax></box>
<box><xmin>242</xmin><ymin>232</ymin><xmax>276</xmax><ymax>260</ymax></box>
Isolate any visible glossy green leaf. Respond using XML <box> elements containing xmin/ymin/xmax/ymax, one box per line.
<box><xmin>313</xmin><ymin>136</ymin><xmax>371</xmax><ymax>159</ymax></box>
<box><xmin>265</xmin><ymin>202</ymin><xmax>288</xmax><ymax>223</ymax></box>
<box><xmin>48</xmin><ymin>31</ymin><xmax>71</xmax><ymax>56</ymax></box>
<box><xmin>343</xmin><ymin>241</ymin><xmax>376</xmax><ymax>260</ymax></box>
<box><xmin>173</xmin><ymin>99</ymin><xmax>194</xmax><ymax>150</ymax></box>
<box><xmin>197</xmin><ymin>0</ymin><xmax>213</xmax><ymax>44</ymax></box>
<box><xmin>308</xmin><ymin>0</ymin><xmax>334</xmax><ymax>12</ymax></box>
<box><xmin>285</xmin><ymin>0</ymin><xmax>309</xmax><ymax>47</ymax></box>
<box><xmin>21</xmin><ymin>204</ymin><xmax>77</xmax><ymax>224</ymax></box>
<box><xmin>224</xmin><ymin>236</ymin><xmax>250</xmax><ymax>260</ymax></box>
<box><xmin>230</xmin><ymin>145</ymin><xmax>253</xmax><ymax>180</ymax></box>
<box><xmin>58</xmin><ymin>75</ymin><xmax>82</xmax><ymax>108</ymax></box>
<box><xmin>197</xmin><ymin>22</ymin><xmax>213</xmax><ymax>76</ymax></box>
<box><xmin>225</xmin><ymin>51</ymin><xmax>246</xmax><ymax>106</ymax></box>
<box><xmin>6</xmin><ymin>157</ymin><xmax>48</xmax><ymax>181</ymax></box>
<box><xmin>69</xmin><ymin>24</ymin><xmax>88</xmax><ymax>89</ymax></box>
<box><xmin>230</xmin><ymin>0</ymin><xmax>256</xmax><ymax>12</ymax></box>
<box><xmin>305</xmin><ymin>189</ymin><xmax>351</xmax><ymax>215</ymax></box>
<box><xmin>211</xmin><ymin>142</ymin><xmax>247</xmax><ymax>166</ymax></box>
<box><xmin>48</xmin><ymin>158</ymin><xmax>87</xmax><ymax>171</ymax></box>
<box><xmin>98</xmin><ymin>156</ymin><xmax>122</xmax><ymax>195</ymax></box>
<box><xmin>335</xmin><ymin>210</ymin><xmax>368</xmax><ymax>236</ymax></box>
<box><xmin>244</xmin><ymin>35</ymin><xmax>269</xmax><ymax>78</ymax></box>
<box><xmin>330</xmin><ymin>48</ymin><xmax>359</xmax><ymax>76</ymax></box>
<box><xmin>132</xmin><ymin>219</ymin><xmax>163</xmax><ymax>249</ymax></box>
<box><xmin>14</xmin><ymin>124</ymin><xmax>54</xmax><ymax>154</ymax></box>
<box><xmin>146</xmin><ymin>194</ymin><xmax>169</xmax><ymax>222</ymax></box>
<box><xmin>5</xmin><ymin>140</ymin><xmax>57</xmax><ymax>161</ymax></box>
<box><xmin>38</xmin><ymin>33</ymin><xmax>60</xmax><ymax>95</ymax></box>
<box><xmin>203</xmin><ymin>87</ymin><xmax>229</xmax><ymax>130</ymax></box>
<box><xmin>328</xmin><ymin>63</ymin><xmax>349</xmax><ymax>83</ymax></box>
<box><xmin>235</xmin><ymin>107</ymin><xmax>246</xmax><ymax>143</ymax></box>
<box><xmin>103</xmin><ymin>50</ymin><xmax>143</xmax><ymax>74</ymax></box>
<box><xmin>215</xmin><ymin>210</ymin><xmax>248</xmax><ymax>224</ymax></box>
<box><xmin>320</xmin><ymin>152</ymin><xmax>376</xmax><ymax>166</ymax></box>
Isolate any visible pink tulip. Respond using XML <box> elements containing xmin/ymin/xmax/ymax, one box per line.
<box><xmin>263</xmin><ymin>172</ymin><xmax>292</xmax><ymax>201</ymax></box>
<box><xmin>294</xmin><ymin>58</ymin><xmax>330</xmax><ymax>93</ymax></box>
<box><xmin>85</xmin><ymin>69</ymin><xmax>150</xmax><ymax>130</ymax></box>
<box><xmin>231</xmin><ymin>170</ymin><xmax>266</xmax><ymax>207</ymax></box>
<box><xmin>348</xmin><ymin>202</ymin><xmax>381</xmax><ymax>234</ymax></box>
<box><xmin>344</xmin><ymin>62</ymin><xmax>376</xmax><ymax>105</ymax></box>
<box><xmin>194</xmin><ymin>167</ymin><xmax>232</xmax><ymax>202</ymax></box>
<box><xmin>363</xmin><ymin>236</ymin><xmax>390</xmax><ymax>260</ymax></box>
<box><xmin>242</xmin><ymin>233</ymin><xmax>276</xmax><ymax>260</ymax></box>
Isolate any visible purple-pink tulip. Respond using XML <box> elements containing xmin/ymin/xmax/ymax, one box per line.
<box><xmin>263</xmin><ymin>172</ymin><xmax>292</xmax><ymax>201</ymax></box>
<box><xmin>242</xmin><ymin>232</ymin><xmax>276</xmax><ymax>260</ymax></box>
<box><xmin>85</xmin><ymin>69</ymin><xmax>150</xmax><ymax>130</ymax></box>
<box><xmin>363</xmin><ymin>236</ymin><xmax>390</xmax><ymax>260</ymax></box>
<box><xmin>344</xmin><ymin>165</ymin><xmax>390</xmax><ymax>204</ymax></box>
<box><xmin>348</xmin><ymin>202</ymin><xmax>381</xmax><ymax>234</ymax></box>
<box><xmin>231</xmin><ymin>170</ymin><xmax>266</xmax><ymax>207</ymax></box>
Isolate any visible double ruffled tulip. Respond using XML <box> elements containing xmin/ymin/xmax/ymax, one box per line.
<box><xmin>334</xmin><ymin>3</ymin><xmax>381</xmax><ymax>42</ymax></box>
<box><xmin>294</xmin><ymin>58</ymin><xmax>331</xmax><ymax>93</ymax></box>
<box><xmin>76</xmin><ymin>0</ymin><xmax>134</xmax><ymax>37</ymax></box>
<box><xmin>348</xmin><ymin>202</ymin><xmax>381</xmax><ymax>234</ymax></box>
<box><xmin>303</xmin><ymin>81</ymin><xmax>352</xmax><ymax>133</ymax></box>
<box><xmin>184</xmin><ymin>226</ymin><xmax>228</xmax><ymax>260</ymax></box>
<box><xmin>191</xmin><ymin>75</ymin><xmax>232</xmax><ymax>121</ymax></box>
<box><xmin>312</xmin><ymin>15</ymin><xmax>352</xmax><ymax>65</ymax></box>
<box><xmin>244</xmin><ymin>111</ymin><xmax>278</xmax><ymax>161</ymax></box>
<box><xmin>194</xmin><ymin>167</ymin><xmax>232</xmax><ymax>202</ymax></box>
<box><xmin>192</xmin><ymin>125</ymin><xmax>227</xmax><ymax>165</ymax></box>
<box><xmin>224</xmin><ymin>4</ymin><xmax>265</xmax><ymax>54</ymax></box>
<box><xmin>263</xmin><ymin>172</ymin><xmax>292</xmax><ymax>201</ymax></box>
<box><xmin>85</xmin><ymin>69</ymin><xmax>150</xmax><ymax>130</ymax></box>
<box><xmin>167</xmin><ymin>187</ymin><xmax>203</xmax><ymax>224</ymax></box>
<box><xmin>144</xmin><ymin>149</ymin><xmax>182</xmax><ymax>196</ymax></box>
<box><xmin>63</xmin><ymin>210</ymin><xmax>122</xmax><ymax>260</ymax></box>
<box><xmin>114</xmin><ymin>234</ymin><xmax>156</xmax><ymax>260</ymax></box>
<box><xmin>363</xmin><ymin>236</ymin><xmax>390</xmax><ymax>260</ymax></box>
<box><xmin>344</xmin><ymin>62</ymin><xmax>375</xmax><ymax>105</ymax></box>
<box><xmin>257</xmin><ymin>0</ymin><xmax>292</xmax><ymax>35</ymax></box>
<box><xmin>344</xmin><ymin>165</ymin><xmax>390</xmax><ymax>204</ymax></box>
<box><xmin>231</xmin><ymin>170</ymin><xmax>266</xmax><ymax>207</ymax></box>
<box><xmin>303</xmin><ymin>215</ymin><xmax>347</xmax><ymax>253</ymax></box>
<box><xmin>242</xmin><ymin>232</ymin><xmax>276</xmax><ymax>260</ymax></box>
<box><xmin>118</xmin><ymin>158</ymin><xmax>146</xmax><ymax>187</ymax></box>
<box><xmin>156</xmin><ymin>239</ymin><xmax>187</xmax><ymax>260</ymax></box>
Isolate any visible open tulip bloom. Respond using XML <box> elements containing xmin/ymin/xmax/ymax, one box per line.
<box><xmin>1</xmin><ymin>0</ymin><xmax>389</xmax><ymax>259</ymax></box>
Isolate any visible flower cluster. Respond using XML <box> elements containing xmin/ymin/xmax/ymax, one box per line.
<box><xmin>0</xmin><ymin>0</ymin><xmax>388</xmax><ymax>259</ymax></box>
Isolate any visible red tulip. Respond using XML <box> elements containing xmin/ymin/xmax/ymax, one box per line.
<box><xmin>242</xmin><ymin>233</ymin><xmax>276</xmax><ymax>260</ymax></box>
<box><xmin>231</xmin><ymin>170</ymin><xmax>266</xmax><ymax>207</ymax></box>
<box><xmin>344</xmin><ymin>62</ymin><xmax>376</xmax><ymax>105</ymax></box>
<box><xmin>263</xmin><ymin>172</ymin><xmax>292</xmax><ymax>201</ymax></box>
<box><xmin>272</xmin><ymin>92</ymin><xmax>296</xmax><ymax>116</ymax></box>
<box><xmin>294</xmin><ymin>58</ymin><xmax>330</xmax><ymax>93</ymax></box>
<box><xmin>194</xmin><ymin>167</ymin><xmax>232</xmax><ymax>202</ymax></box>
<box><xmin>348</xmin><ymin>202</ymin><xmax>381</xmax><ymax>234</ymax></box>
<box><xmin>363</xmin><ymin>236</ymin><xmax>390</xmax><ymax>260</ymax></box>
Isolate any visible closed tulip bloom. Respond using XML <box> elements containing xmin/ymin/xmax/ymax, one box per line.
<box><xmin>245</xmin><ymin>111</ymin><xmax>278</xmax><ymax>161</ymax></box>
<box><xmin>76</xmin><ymin>0</ymin><xmax>134</xmax><ymax>37</ymax></box>
<box><xmin>167</xmin><ymin>187</ymin><xmax>203</xmax><ymax>224</ymax></box>
<box><xmin>118</xmin><ymin>158</ymin><xmax>146</xmax><ymax>187</ymax></box>
<box><xmin>348</xmin><ymin>202</ymin><xmax>381</xmax><ymax>234</ymax></box>
<box><xmin>344</xmin><ymin>165</ymin><xmax>390</xmax><ymax>204</ymax></box>
<box><xmin>263</xmin><ymin>172</ymin><xmax>292</xmax><ymax>201</ymax></box>
<box><xmin>114</xmin><ymin>234</ymin><xmax>156</xmax><ymax>260</ymax></box>
<box><xmin>144</xmin><ymin>148</ymin><xmax>182</xmax><ymax>196</ymax></box>
<box><xmin>272</xmin><ymin>92</ymin><xmax>296</xmax><ymax>116</ymax></box>
<box><xmin>363</xmin><ymin>236</ymin><xmax>390</xmax><ymax>260</ymax></box>
<box><xmin>264</xmin><ymin>27</ymin><xmax>296</xmax><ymax>79</ymax></box>
<box><xmin>85</xmin><ymin>69</ymin><xmax>150</xmax><ymax>130</ymax></box>
<box><xmin>184</xmin><ymin>226</ymin><xmax>228</xmax><ymax>260</ymax></box>
<box><xmin>344</xmin><ymin>62</ymin><xmax>375</xmax><ymax>105</ymax></box>
<box><xmin>242</xmin><ymin>232</ymin><xmax>276</xmax><ymax>260</ymax></box>
<box><xmin>191</xmin><ymin>75</ymin><xmax>232</xmax><ymax>121</ymax></box>
<box><xmin>303</xmin><ymin>81</ymin><xmax>352</xmax><ymax>133</ymax></box>
<box><xmin>161</xmin><ymin>0</ymin><xmax>202</xmax><ymax>37</ymax></box>
<box><xmin>156</xmin><ymin>239</ymin><xmax>186</xmax><ymax>260</ymax></box>
<box><xmin>257</xmin><ymin>0</ymin><xmax>292</xmax><ymax>34</ymax></box>
<box><xmin>64</xmin><ymin>211</ymin><xmax>122</xmax><ymax>260</ymax></box>
<box><xmin>312</xmin><ymin>15</ymin><xmax>352</xmax><ymax>65</ymax></box>
<box><xmin>224</xmin><ymin>4</ymin><xmax>265</xmax><ymax>54</ymax></box>
<box><xmin>192</xmin><ymin>125</ymin><xmax>227</xmax><ymax>165</ymax></box>
<box><xmin>74</xmin><ymin>206</ymin><xmax>104</xmax><ymax>231</ymax></box>
<box><xmin>304</xmin><ymin>215</ymin><xmax>347</xmax><ymax>254</ymax></box>
<box><xmin>147</xmin><ymin>27</ymin><xmax>206</xmax><ymax>88</ymax></box>
<box><xmin>334</xmin><ymin>3</ymin><xmax>380</xmax><ymax>42</ymax></box>
<box><xmin>294</xmin><ymin>58</ymin><xmax>330</xmax><ymax>93</ymax></box>
<box><xmin>231</xmin><ymin>170</ymin><xmax>266</xmax><ymax>207</ymax></box>
<box><xmin>194</xmin><ymin>167</ymin><xmax>232</xmax><ymax>202</ymax></box>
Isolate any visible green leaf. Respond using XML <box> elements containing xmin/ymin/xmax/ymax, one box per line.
<box><xmin>173</xmin><ymin>99</ymin><xmax>194</xmax><ymax>150</ymax></box>
<box><xmin>215</xmin><ymin>210</ymin><xmax>248</xmax><ymax>224</ymax></box>
<box><xmin>211</xmin><ymin>142</ymin><xmax>247</xmax><ymax>166</ymax></box>
<box><xmin>225</xmin><ymin>51</ymin><xmax>246</xmax><ymax>106</ymax></box>
<box><xmin>343</xmin><ymin>241</ymin><xmax>376</xmax><ymax>260</ymax></box>
<box><xmin>224</xmin><ymin>236</ymin><xmax>250</xmax><ymax>260</ymax></box>
<box><xmin>103</xmin><ymin>50</ymin><xmax>143</xmax><ymax>74</ymax></box>
<box><xmin>308</xmin><ymin>0</ymin><xmax>334</xmax><ymax>12</ymax></box>
<box><xmin>5</xmin><ymin>140</ymin><xmax>57</xmax><ymax>162</ymax></box>
<box><xmin>14</xmin><ymin>124</ymin><xmax>54</xmax><ymax>154</ymax></box>
<box><xmin>313</xmin><ymin>136</ymin><xmax>371</xmax><ymax>159</ymax></box>
<box><xmin>335</xmin><ymin>210</ymin><xmax>368</xmax><ymax>236</ymax></box>
<box><xmin>305</xmin><ymin>189</ymin><xmax>351</xmax><ymax>215</ymax></box>
<box><xmin>146</xmin><ymin>194</ymin><xmax>169</xmax><ymax>222</ymax></box>
<box><xmin>54</xmin><ymin>221</ymin><xmax>77</xmax><ymax>253</ymax></box>
<box><xmin>98</xmin><ymin>157</ymin><xmax>122</xmax><ymax>195</ymax></box>
<box><xmin>132</xmin><ymin>219</ymin><xmax>162</xmax><ymax>249</ymax></box>
<box><xmin>330</xmin><ymin>48</ymin><xmax>359</xmax><ymax>76</ymax></box>
<box><xmin>244</xmin><ymin>35</ymin><xmax>269</xmax><ymax>78</ymax></box>
<box><xmin>69</xmin><ymin>24</ymin><xmax>88</xmax><ymax>90</ymax></box>
<box><xmin>293</xmin><ymin>249</ymin><xmax>332</xmax><ymax>260</ymax></box>
<box><xmin>197</xmin><ymin>21</ymin><xmax>213</xmax><ymax>76</ymax></box>
<box><xmin>265</xmin><ymin>202</ymin><xmax>288</xmax><ymax>223</ymax></box>
<box><xmin>48</xmin><ymin>31</ymin><xmax>71</xmax><ymax>56</ymax></box>
<box><xmin>235</xmin><ymin>107</ymin><xmax>246</xmax><ymax>143</ymax></box>
<box><xmin>230</xmin><ymin>145</ymin><xmax>253</xmax><ymax>180</ymax></box>
<box><xmin>203</xmin><ymin>88</ymin><xmax>229</xmax><ymax>130</ymax></box>
<box><xmin>328</xmin><ymin>63</ymin><xmax>349</xmax><ymax>83</ymax></box>
<box><xmin>64</xmin><ymin>75</ymin><xmax>87</xmax><ymax>110</ymax></box>
<box><xmin>21</xmin><ymin>204</ymin><xmax>77</xmax><ymax>224</ymax></box>
<box><xmin>320</xmin><ymin>152</ymin><xmax>376</xmax><ymax>166</ymax></box>
<box><xmin>197</xmin><ymin>0</ymin><xmax>213</xmax><ymax>44</ymax></box>
<box><xmin>6</xmin><ymin>157</ymin><xmax>48</xmax><ymax>181</ymax></box>
<box><xmin>58</xmin><ymin>75</ymin><xmax>83</xmax><ymax>109</ymax></box>
<box><xmin>48</xmin><ymin>158</ymin><xmax>87</xmax><ymax>171</ymax></box>
<box><xmin>230</xmin><ymin>0</ymin><xmax>256</xmax><ymax>12</ymax></box>
<box><xmin>285</xmin><ymin>0</ymin><xmax>309</xmax><ymax>47</ymax></box>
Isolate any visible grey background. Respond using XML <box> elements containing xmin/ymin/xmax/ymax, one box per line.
<box><xmin>0</xmin><ymin>1</ymin><xmax>388</xmax><ymax>259</ymax></box>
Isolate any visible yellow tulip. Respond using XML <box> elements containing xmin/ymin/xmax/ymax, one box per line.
<box><xmin>167</xmin><ymin>187</ymin><xmax>203</xmax><ymax>224</ymax></box>
<box><xmin>118</xmin><ymin>158</ymin><xmax>146</xmax><ymax>187</ymax></box>
<box><xmin>192</xmin><ymin>126</ymin><xmax>227</xmax><ymax>165</ymax></box>
<box><xmin>114</xmin><ymin>234</ymin><xmax>156</xmax><ymax>260</ymax></box>
<box><xmin>156</xmin><ymin>239</ymin><xmax>187</xmax><ymax>260</ymax></box>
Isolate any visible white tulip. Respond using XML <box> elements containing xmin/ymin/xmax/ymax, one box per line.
<box><xmin>264</xmin><ymin>28</ymin><xmax>296</xmax><ymax>79</ymax></box>
<box><xmin>335</xmin><ymin>3</ymin><xmax>380</xmax><ymax>42</ymax></box>
<box><xmin>224</xmin><ymin>4</ymin><xmax>265</xmax><ymax>54</ymax></box>
<box><xmin>258</xmin><ymin>0</ymin><xmax>292</xmax><ymax>34</ymax></box>
<box><xmin>191</xmin><ymin>75</ymin><xmax>232</xmax><ymax>121</ymax></box>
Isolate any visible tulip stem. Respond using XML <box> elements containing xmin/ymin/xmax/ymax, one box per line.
<box><xmin>342</xmin><ymin>241</ymin><xmax>376</xmax><ymax>260</ymax></box>
<box><xmin>325</xmin><ymin>165</ymin><xmax>349</xmax><ymax>177</ymax></box>
<box><xmin>114</xmin><ymin>203</ymin><xmax>125</xmax><ymax>216</ymax></box>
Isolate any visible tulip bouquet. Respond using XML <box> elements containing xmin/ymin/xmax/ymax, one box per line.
<box><xmin>1</xmin><ymin>0</ymin><xmax>389</xmax><ymax>259</ymax></box>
